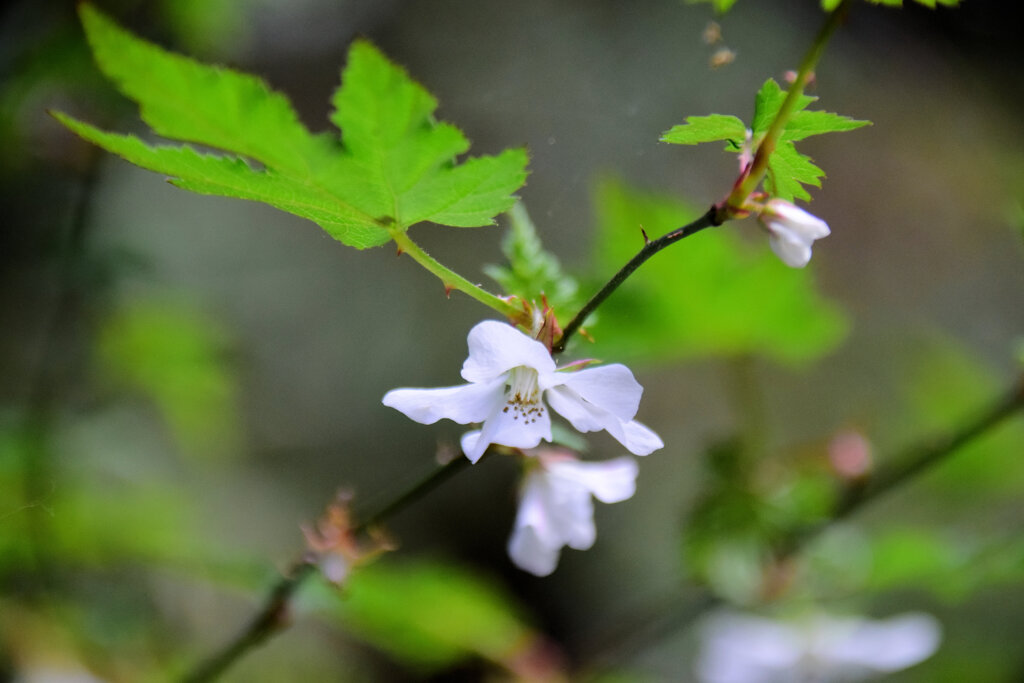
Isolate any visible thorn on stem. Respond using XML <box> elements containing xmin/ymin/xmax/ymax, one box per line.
<box><xmin>640</xmin><ymin>226</ymin><xmax>650</xmax><ymax>245</ymax></box>
<box><xmin>395</xmin><ymin>245</ymin><xmax>404</xmax><ymax>256</ymax></box>
<box><xmin>444</xmin><ymin>284</ymin><xmax>453</xmax><ymax>298</ymax></box>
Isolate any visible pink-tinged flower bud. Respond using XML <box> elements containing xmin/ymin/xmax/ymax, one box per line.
<box><xmin>759</xmin><ymin>199</ymin><xmax>831</xmax><ymax>268</ymax></box>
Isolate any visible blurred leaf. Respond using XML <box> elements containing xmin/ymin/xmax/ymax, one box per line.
<box><xmin>867</xmin><ymin>528</ymin><xmax>965</xmax><ymax>597</ymax></box>
<box><xmin>314</xmin><ymin>558</ymin><xmax>535</xmax><ymax>672</ymax></box>
<box><xmin>483</xmin><ymin>202</ymin><xmax>581</xmax><ymax>321</ymax></box>
<box><xmin>900</xmin><ymin>340</ymin><xmax>1024</xmax><ymax>501</ymax></box>
<box><xmin>866</xmin><ymin>528</ymin><xmax>1024</xmax><ymax>602</ymax></box>
<box><xmin>685</xmin><ymin>0</ymin><xmax>741</xmax><ymax>13</ymax></box>
<box><xmin>159</xmin><ymin>0</ymin><xmax>251</xmax><ymax>55</ymax></box>
<box><xmin>96</xmin><ymin>301</ymin><xmax>238</xmax><ymax>460</ymax></box>
<box><xmin>586</xmin><ymin>176</ymin><xmax>847</xmax><ymax>364</ymax></box>
<box><xmin>56</xmin><ymin>6</ymin><xmax>528</xmax><ymax>249</ymax></box>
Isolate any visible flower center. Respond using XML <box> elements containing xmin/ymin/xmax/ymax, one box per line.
<box><xmin>503</xmin><ymin>366</ymin><xmax>545</xmax><ymax>424</ymax></box>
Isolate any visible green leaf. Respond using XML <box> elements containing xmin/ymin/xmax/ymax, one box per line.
<box><xmin>317</xmin><ymin>558</ymin><xmax>535</xmax><ymax>672</ymax></box>
<box><xmin>821</xmin><ymin>0</ymin><xmax>843</xmax><ymax>10</ymax></box>
<box><xmin>399</xmin><ymin>148</ymin><xmax>530</xmax><ymax>227</ymax></box>
<box><xmin>661</xmin><ymin>114</ymin><xmax>747</xmax><ymax>146</ymax></box>
<box><xmin>587</xmin><ymin>177</ymin><xmax>847</xmax><ymax>364</ymax></box>
<box><xmin>483</xmin><ymin>202</ymin><xmax>581</xmax><ymax>318</ymax></box>
<box><xmin>79</xmin><ymin>3</ymin><xmax>321</xmax><ymax>175</ymax></box>
<box><xmin>58</xmin><ymin>5</ymin><xmax>528</xmax><ymax>249</ymax></box>
<box><xmin>782</xmin><ymin>110</ymin><xmax>871</xmax><ymax>141</ymax></box>
<box><xmin>751</xmin><ymin>78</ymin><xmax>815</xmax><ymax>136</ymax></box>
<box><xmin>765</xmin><ymin>140</ymin><xmax>824</xmax><ymax>202</ymax></box>
<box><xmin>53</xmin><ymin>112</ymin><xmax>391</xmax><ymax>248</ymax></box>
<box><xmin>898</xmin><ymin>340</ymin><xmax>1024</xmax><ymax>502</ymax></box>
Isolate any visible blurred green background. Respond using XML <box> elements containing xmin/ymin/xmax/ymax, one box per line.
<box><xmin>2</xmin><ymin>0</ymin><xmax>1022</xmax><ymax>680</ymax></box>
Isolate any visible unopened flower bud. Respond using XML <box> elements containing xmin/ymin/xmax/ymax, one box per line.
<box><xmin>759</xmin><ymin>198</ymin><xmax>830</xmax><ymax>268</ymax></box>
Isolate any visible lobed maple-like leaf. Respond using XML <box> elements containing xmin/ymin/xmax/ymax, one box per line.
<box><xmin>662</xmin><ymin>78</ymin><xmax>868</xmax><ymax>203</ymax></box>
<box><xmin>660</xmin><ymin>114</ymin><xmax>747</xmax><ymax>147</ymax></box>
<box><xmin>55</xmin><ymin>4</ymin><xmax>528</xmax><ymax>249</ymax></box>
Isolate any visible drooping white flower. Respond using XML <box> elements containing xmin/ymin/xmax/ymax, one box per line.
<box><xmin>759</xmin><ymin>198</ymin><xmax>831</xmax><ymax>268</ymax></box>
<box><xmin>695</xmin><ymin>610</ymin><xmax>942</xmax><ymax>683</ymax></box>
<box><xmin>382</xmin><ymin>320</ymin><xmax>663</xmax><ymax>462</ymax></box>
<box><xmin>508</xmin><ymin>449</ymin><xmax>638</xmax><ymax>576</ymax></box>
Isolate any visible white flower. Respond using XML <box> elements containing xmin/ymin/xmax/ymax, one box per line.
<box><xmin>508</xmin><ymin>450</ymin><xmax>638</xmax><ymax>576</ymax></box>
<box><xmin>695</xmin><ymin>610</ymin><xmax>942</xmax><ymax>683</ymax></box>
<box><xmin>382</xmin><ymin>320</ymin><xmax>663</xmax><ymax>463</ymax></box>
<box><xmin>759</xmin><ymin>198</ymin><xmax>831</xmax><ymax>268</ymax></box>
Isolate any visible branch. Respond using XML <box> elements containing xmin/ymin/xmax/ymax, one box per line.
<box><xmin>576</xmin><ymin>375</ymin><xmax>1024</xmax><ymax>679</ymax></box>
<box><xmin>553</xmin><ymin>206</ymin><xmax>720</xmax><ymax>353</ymax></box>
<box><xmin>181</xmin><ymin>456</ymin><xmax>471</xmax><ymax>683</ymax></box>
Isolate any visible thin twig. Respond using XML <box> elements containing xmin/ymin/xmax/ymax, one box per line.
<box><xmin>576</xmin><ymin>375</ymin><xmax>1024</xmax><ymax>679</ymax></box>
<box><xmin>553</xmin><ymin>207</ymin><xmax>720</xmax><ymax>353</ymax></box>
<box><xmin>180</xmin><ymin>456</ymin><xmax>471</xmax><ymax>683</ymax></box>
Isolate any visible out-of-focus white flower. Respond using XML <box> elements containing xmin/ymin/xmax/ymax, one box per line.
<box><xmin>508</xmin><ymin>449</ymin><xmax>638</xmax><ymax>576</ymax></box>
<box><xmin>382</xmin><ymin>320</ymin><xmax>663</xmax><ymax>463</ymax></box>
<box><xmin>695</xmin><ymin>610</ymin><xmax>942</xmax><ymax>683</ymax></box>
<box><xmin>759</xmin><ymin>199</ymin><xmax>831</xmax><ymax>268</ymax></box>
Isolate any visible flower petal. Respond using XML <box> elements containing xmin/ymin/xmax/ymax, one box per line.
<box><xmin>543</xmin><ymin>480</ymin><xmax>596</xmax><ymax>551</ymax></box>
<box><xmin>459</xmin><ymin>430</ymin><xmax>485</xmax><ymax>463</ymax></box>
<box><xmin>546</xmin><ymin>456</ymin><xmax>639</xmax><ymax>504</ymax></box>
<box><xmin>507</xmin><ymin>523</ymin><xmax>560</xmax><ymax>577</ymax></box>
<box><xmin>545</xmin><ymin>386</ymin><xmax>663</xmax><ymax>456</ymax></box>
<box><xmin>619</xmin><ymin>419</ymin><xmax>664</xmax><ymax>456</ymax></box>
<box><xmin>382</xmin><ymin>376</ymin><xmax>505</xmax><ymax>425</ymax></box>
<box><xmin>460</xmin><ymin>396</ymin><xmax>553</xmax><ymax>461</ymax></box>
<box><xmin>552</xmin><ymin>364</ymin><xmax>643</xmax><ymax>419</ymax></box>
<box><xmin>508</xmin><ymin>475</ymin><xmax>562</xmax><ymax>576</ymax></box>
<box><xmin>768</xmin><ymin>227</ymin><xmax>813</xmax><ymax>268</ymax></box>
<box><xmin>818</xmin><ymin>613</ymin><xmax>941</xmax><ymax>672</ymax></box>
<box><xmin>544</xmin><ymin>385</ymin><xmax>607</xmax><ymax>433</ymax></box>
<box><xmin>461</xmin><ymin>320</ymin><xmax>556</xmax><ymax>383</ymax></box>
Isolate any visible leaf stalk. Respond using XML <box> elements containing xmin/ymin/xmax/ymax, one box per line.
<box><xmin>388</xmin><ymin>229</ymin><xmax>526</xmax><ymax>322</ymax></box>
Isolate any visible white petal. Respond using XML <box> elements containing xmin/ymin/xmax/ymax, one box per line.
<box><xmin>507</xmin><ymin>523</ymin><xmax>561</xmax><ymax>577</ymax></box>
<box><xmin>766</xmin><ymin>199</ymin><xmax>830</xmax><ymax>239</ymax></box>
<box><xmin>696</xmin><ymin>612</ymin><xmax>803</xmax><ymax>683</ymax></box>
<box><xmin>546</xmin><ymin>386</ymin><xmax>663</xmax><ymax>456</ymax></box>
<box><xmin>382</xmin><ymin>376</ymin><xmax>505</xmax><ymax>425</ymax></box>
<box><xmin>553</xmin><ymin>364</ymin><xmax>643</xmax><ymax>419</ymax></box>
<box><xmin>818</xmin><ymin>613</ymin><xmax>941</xmax><ymax>672</ymax></box>
<box><xmin>461</xmin><ymin>397</ymin><xmax>552</xmax><ymax>461</ymax></box>
<box><xmin>461</xmin><ymin>320</ymin><xmax>556</xmax><ymax>383</ymax></box>
<box><xmin>768</xmin><ymin>226</ymin><xmax>813</xmax><ymax>268</ymax></box>
<box><xmin>619</xmin><ymin>420</ymin><xmax>664</xmax><ymax>456</ymax></box>
<box><xmin>546</xmin><ymin>456</ymin><xmax>638</xmax><ymax>504</ymax></box>
<box><xmin>507</xmin><ymin>474</ymin><xmax>563</xmax><ymax>575</ymax></box>
<box><xmin>459</xmin><ymin>430</ymin><xmax>485</xmax><ymax>463</ymax></box>
<box><xmin>545</xmin><ymin>385</ymin><xmax>607</xmax><ymax>433</ymax></box>
<box><xmin>519</xmin><ymin>466</ymin><xmax>594</xmax><ymax>553</ymax></box>
<box><xmin>543</xmin><ymin>479</ymin><xmax>596</xmax><ymax>550</ymax></box>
